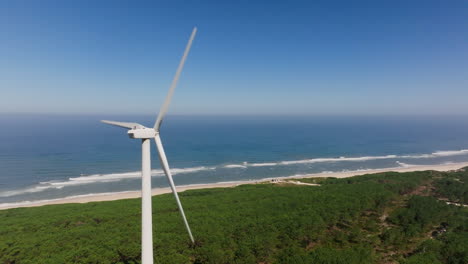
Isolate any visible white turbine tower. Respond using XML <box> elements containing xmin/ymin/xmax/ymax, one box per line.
<box><xmin>101</xmin><ymin>27</ymin><xmax>197</xmax><ymax>264</ymax></box>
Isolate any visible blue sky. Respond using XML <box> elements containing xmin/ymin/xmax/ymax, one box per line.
<box><xmin>1</xmin><ymin>0</ymin><xmax>467</xmax><ymax>115</ymax></box>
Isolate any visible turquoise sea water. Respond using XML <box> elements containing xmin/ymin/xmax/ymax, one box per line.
<box><xmin>1</xmin><ymin>114</ymin><xmax>468</xmax><ymax>206</ymax></box>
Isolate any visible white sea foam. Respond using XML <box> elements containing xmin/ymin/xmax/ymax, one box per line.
<box><xmin>396</xmin><ymin>161</ymin><xmax>414</xmax><ymax>168</ymax></box>
<box><xmin>0</xmin><ymin>185</ymin><xmax>59</xmax><ymax>198</ymax></box>
<box><xmin>2</xmin><ymin>160</ymin><xmax>468</xmax><ymax>209</ymax></box>
<box><xmin>271</xmin><ymin>149</ymin><xmax>468</xmax><ymax>166</ymax></box>
<box><xmin>223</xmin><ymin>164</ymin><xmax>247</xmax><ymax>169</ymax></box>
<box><xmin>401</xmin><ymin>149</ymin><xmax>468</xmax><ymax>159</ymax></box>
<box><xmin>433</xmin><ymin>149</ymin><xmax>468</xmax><ymax>156</ymax></box>
<box><xmin>0</xmin><ymin>166</ymin><xmax>216</xmax><ymax>198</ymax></box>
<box><xmin>250</xmin><ymin>162</ymin><xmax>278</xmax><ymax>167</ymax></box>
<box><xmin>2</xmin><ymin>149</ymin><xmax>468</xmax><ymax>198</ymax></box>
<box><xmin>278</xmin><ymin>155</ymin><xmax>398</xmax><ymax>165</ymax></box>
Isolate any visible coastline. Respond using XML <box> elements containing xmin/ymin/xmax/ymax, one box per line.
<box><xmin>2</xmin><ymin>161</ymin><xmax>468</xmax><ymax>210</ymax></box>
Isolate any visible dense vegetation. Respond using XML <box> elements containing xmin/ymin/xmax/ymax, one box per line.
<box><xmin>434</xmin><ymin>168</ymin><xmax>468</xmax><ymax>204</ymax></box>
<box><xmin>1</xmin><ymin>168</ymin><xmax>467</xmax><ymax>263</ymax></box>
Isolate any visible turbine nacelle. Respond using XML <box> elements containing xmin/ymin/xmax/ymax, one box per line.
<box><xmin>100</xmin><ymin>120</ymin><xmax>159</xmax><ymax>139</ymax></box>
<box><xmin>128</xmin><ymin>127</ymin><xmax>158</xmax><ymax>139</ymax></box>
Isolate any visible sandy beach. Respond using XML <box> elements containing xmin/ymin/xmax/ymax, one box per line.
<box><xmin>2</xmin><ymin>161</ymin><xmax>468</xmax><ymax>210</ymax></box>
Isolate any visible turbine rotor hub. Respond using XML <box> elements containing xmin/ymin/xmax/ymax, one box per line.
<box><xmin>128</xmin><ymin>127</ymin><xmax>158</xmax><ymax>139</ymax></box>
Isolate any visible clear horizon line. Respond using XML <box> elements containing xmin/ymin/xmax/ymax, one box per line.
<box><xmin>1</xmin><ymin>111</ymin><xmax>468</xmax><ymax>117</ymax></box>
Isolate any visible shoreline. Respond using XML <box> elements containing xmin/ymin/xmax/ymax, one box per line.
<box><xmin>2</xmin><ymin>162</ymin><xmax>468</xmax><ymax>210</ymax></box>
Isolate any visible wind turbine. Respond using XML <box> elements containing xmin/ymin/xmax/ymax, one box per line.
<box><xmin>101</xmin><ymin>27</ymin><xmax>197</xmax><ymax>264</ymax></box>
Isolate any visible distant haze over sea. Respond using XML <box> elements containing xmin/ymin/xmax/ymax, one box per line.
<box><xmin>1</xmin><ymin>114</ymin><xmax>468</xmax><ymax>207</ymax></box>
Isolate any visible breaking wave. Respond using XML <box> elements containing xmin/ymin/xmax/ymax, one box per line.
<box><xmin>1</xmin><ymin>149</ymin><xmax>468</xmax><ymax>198</ymax></box>
<box><xmin>227</xmin><ymin>149</ymin><xmax>468</xmax><ymax>167</ymax></box>
<box><xmin>0</xmin><ymin>166</ymin><xmax>215</xmax><ymax>198</ymax></box>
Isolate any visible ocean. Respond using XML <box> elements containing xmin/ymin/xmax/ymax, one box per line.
<box><xmin>1</xmin><ymin>114</ymin><xmax>468</xmax><ymax>207</ymax></box>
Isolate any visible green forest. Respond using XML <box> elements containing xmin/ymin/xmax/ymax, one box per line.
<box><xmin>1</xmin><ymin>168</ymin><xmax>467</xmax><ymax>264</ymax></box>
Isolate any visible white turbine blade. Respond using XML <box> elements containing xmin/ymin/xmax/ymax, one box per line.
<box><xmin>154</xmin><ymin>27</ymin><xmax>197</xmax><ymax>131</ymax></box>
<box><xmin>101</xmin><ymin>120</ymin><xmax>143</xmax><ymax>129</ymax></box>
<box><xmin>154</xmin><ymin>134</ymin><xmax>195</xmax><ymax>243</ymax></box>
